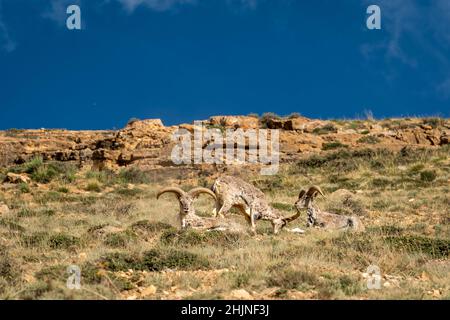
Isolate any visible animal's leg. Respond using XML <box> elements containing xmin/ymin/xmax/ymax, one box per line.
<box><xmin>250</xmin><ymin>210</ymin><xmax>257</xmax><ymax>235</ymax></box>
<box><xmin>216</xmin><ymin>200</ymin><xmax>232</xmax><ymax>218</ymax></box>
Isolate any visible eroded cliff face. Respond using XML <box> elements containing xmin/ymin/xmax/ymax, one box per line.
<box><xmin>0</xmin><ymin>116</ymin><xmax>449</xmax><ymax>171</ymax></box>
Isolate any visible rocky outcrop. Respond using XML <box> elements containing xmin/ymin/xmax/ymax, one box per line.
<box><xmin>0</xmin><ymin>116</ymin><xmax>448</xmax><ymax>172</ymax></box>
<box><xmin>209</xmin><ymin>115</ymin><xmax>259</xmax><ymax>129</ymax></box>
<box><xmin>4</xmin><ymin>172</ymin><xmax>31</xmax><ymax>184</ymax></box>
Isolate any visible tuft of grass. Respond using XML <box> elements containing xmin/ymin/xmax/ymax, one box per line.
<box><xmin>100</xmin><ymin>248</ymin><xmax>210</xmax><ymax>272</ymax></box>
<box><xmin>85</xmin><ymin>182</ymin><xmax>102</xmax><ymax>193</ymax></box>
<box><xmin>422</xmin><ymin>117</ymin><xmax>444</xmax><ymax>129</ymax></box>
<box><xmin>57</xmin><ymin>186</ymin><xmax>69</xmax><ymax>193</ymax></box>
<box><xmin>112</xmin><ymin>187</ymin><xmax>143</xmax><ymax>197</ymax></box>
<box><xmin>0</xmin><ymin>218</ymin><xmax>25</xmax><ymax>232</ymax></box>
<box><xmin>357</xmin><ymin>135</ymin><xmax>381</xmax><ymax>144</ymax></box>
<box><xmin>104</xmin><ymin>231</ymin><xmax>137</xmax><ymax>248</ymax></box>
<box><xmin>141</xmin><ymin>249</ymin><xmax>210</xmax><ymax>271</ymax></box>
<box><xmin>371</xmin><ymin>177</ymin><xmax>392</xmax><ymax>189</ymax></box>
<box><xmin>0</xmin><ymin>246</ymin><xmax>21</xmax><ymax>286</ymax></box>
<box><xmin>18</xmin><ymin>183</ymin><xmax>30</xmax><ymax>193</ymax></box>
<box><xmin>312</xmin><ymin>124</ymin><xmax>337</xmax><ymax>135</ymax></box>
<box><xmin>48</xmin><ymin>234</ymin><xmax>80</xmax><ymax>249</ymax></box>
<box><xmin>260</xmin><ymin>112</ymin><xmax>281</xmax><ymax>128</ymax></box>
<box><xmin>267</xmin><ymin>268</ymin><xmax>319</xmax><ymax>290</ymax></box>
<box><xmin>271</xmin><ymin>202</ymin><xmax>294</xmax><ymax>212</ymax></box>
<box><xmin>160</xmin><ymin>229</ymin><xmax>245</xmax><ymax>248</ymax></box>
<box><xmin>129</xmin><ymin>220</ymin><xmax>175</xmax><ymax>234</ymax></box>
<box><xmin>386</xmin><ymin>235</ymin><xmax>449</xmax><ymax>258</ymax></box>
<box><xmin>420</xmin><ymin>170</ymin><xmax>437</xmax><ymax>182</ymax></box>
<box><xmin>117</xmin><ymin>168</ymin><xmax>150</xmax><ymax>185</ymax></box>
<box><xmin>322</xmin><ymin>142</ymin><xmax>348</xmax><ymax>150</ymax></box>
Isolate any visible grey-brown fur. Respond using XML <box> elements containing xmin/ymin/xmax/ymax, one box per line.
<box><xmin>295</xmin><ymin>186</ymin><xmax>365</xmax><ymax>232</ymax></box>
<box><xmin>156</xmin><ymin>186</ymin><xmax>243</xmax><ymax>232</ymax></box>
<box><xmin>212</xmin><ymin>175</ymin><xmax>300</xmax><ymax>234</ymax></box>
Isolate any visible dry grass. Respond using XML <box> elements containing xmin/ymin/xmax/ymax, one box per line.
<box><xmin>0</xmin><ymin>145</ymin><xmax>449</xmax><ymax>300</ymax></box>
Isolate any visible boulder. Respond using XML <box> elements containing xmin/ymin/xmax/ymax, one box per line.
<box><xmin>125</xmin><ymin>119</ymin><xmax>164</xmax><ymax>130</ymax></box>
<box><xmin>440</xmin><ymin>135</ymin><xmax>450</xmax><ymax>145</ymax></box>
<box><xmin>266</xmin><ymin>117</ymin><xmax>310</xmax><ymax>131</ymax></box>
<box><xmin>229</xmin><ymin>289</ymin><xmax>253</xmax><ymax>300</ymax></box>
<box><xmin>3</xmin><ymin>172</ymin><xmax>31</xmax><ymax>184</ymax></box>
<box><xmin>0</xmin><ymin>202</ymin><xmax>9</xmax><ymax>215</ymax></box>
<box><xmin>209</xmin><ymin>116</ymin><xmax>259</xmax><ymax>129</ymax></box>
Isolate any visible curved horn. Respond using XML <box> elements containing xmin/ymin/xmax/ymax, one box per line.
<box><xmin>157</xmin><ymin>187</ymin><xmax>186</xmax><ymax>199</ymax></box>
<box><xmin>188</xmin><ymin>187</ymin><xmax>217</xmax><ymax>200</ymax></box>
<box><xmin>306</xmin><ymin>185</ymin><xmax>325</xmax><ymax>198</ymax></box>
<box><xmin>298</xmin><ymin>189</ymin><xmax>306</xmax><ymax>199</ymax></box>
<box><xmin>283</xmin><ymin>210</ymin><xmax>301</xmax><ymax>223</ymax></box>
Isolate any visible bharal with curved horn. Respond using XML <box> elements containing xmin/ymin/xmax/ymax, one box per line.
<box><xmin>295</xmin><ymin>186</ymin><xmax>365</xmax><ymax>232</ymax></box>
<box><xmin>156</xmin><ymin>186</ymin><xmax>244</xmax><ymax>232</ymax></box>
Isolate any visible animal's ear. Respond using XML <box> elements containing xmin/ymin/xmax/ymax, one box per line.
<box><xmin>298</xmin><ymin>190</ymin><xmax>306</xmax><ymax>199</ymax></box>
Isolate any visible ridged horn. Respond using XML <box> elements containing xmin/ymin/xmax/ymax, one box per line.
<box><xmin>306</xmin><ymin>185</ymin><xmax>325</xmax><ymax>198</ymax></box>
<box><xmin>156</xmin><ymin>187</ymin><xmax>186</xmax><ymax>199</ymax></box>
<box><xmin>283</xmin><ymin>210</ymin><xmax>301</xmax><ymax>223</ymax></box>
<box><xmin>298</xmin><ymin>189</ymin><xmax>306</xmax><ymax>199</ymax></box>
<box><xmin>188</xmin><ymin>187</ymin><xmax>217</xmax><ymax>200</ymax></box>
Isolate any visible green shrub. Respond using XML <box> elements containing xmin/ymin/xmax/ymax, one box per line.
<box><xmin>85</xmin><ymin>182</ymin><xmax>102</xmax><ymax>192</ymax></box>
<box><xmin>322</xmin><ymin>142</ymin><xmax>348</xmax><ymax>150</ymax></box>
<box><xmin>266</xmin><ymin>269</ymin><xmax>319</xmax><ymax>289</ymax></box>
<box><xmin>24</xmin><ymin>157</ymin><xmax>43</xmax><ymax>174</ymax></box>
<box><xmin>160</xmin><ymin>229</ymin><xmax>245</xmax><ymax>248</ymax></box>
<box><xmin>113</xmin><ymin>187</ymin><xmax>143</xmax><ymax>197</ymax></box>
<box><xmin>100</xmin><ymin>249</ymin><xmax>210</xmax><ymax>272</ymax></box>
<box><xmin>21</xmin><ymin>232</ymin><xmax>50</xmax><ymax>247</ymax></box>
<box><xmin>104</xmin><ymin>231</ymin><xmax>137</xmax><ymax>248</ymax></box>
<box><xmin>18</xmin><ymin>183</ymin><xmax>30</xmax><ymax>193</ymax></box>
<box><xmin>371</xmin><ymin>177</ymin><xmax>391</xmax><ymax>189</ymax></box>
<box><xmin>57</xmin><ymin>186</ymin><xmax>69</xmax><ymax>193</ymax></box>
<box><xmin>260</xmin><ymin>112</ymin><xmax>281</xmax><ymax>127</ymax></box>
<box><xmin>271</xmin><ymin>202</ymin><xmax>294</xmax><ymax>212</ymax></box>
<box><xmin>312</xmin><ymin>124</ymin><xmax>337</xmax><ymax>135</ymax></box>
<box><xmin>0</xmin><ymin>218</ymin><xmax>25</xmax><ymax>232</ymax></box>
<box><xmin>422</xmin><ymin>117</ymin><xmax>444</xmax><ymax>129</ymax></box>
<box><xmin>17</xmin><ymin>208</ymin><xmax>36</xmax><ymax>218</ymax></box>
<box><xmin>0</xmin><ymin>246</ymin><xmax>21</xmax><ymax>284</ymax></box>
<box><xmin>420</xmin><ymin>170</ymin><xmax>437</xmax><ymax>182</ymax></box>
<box><xmin>35</xmin><ymin>265</ymin><xmax>66</xmax><ymax>282</ymax></box>
<box><xmin>117</xmin><ymin>168</ymin><xmax>150</xmax><ymax>184</ymax></box>
<box><xmin>141</xmin><ymin>249</ymin><xmax>210</xmax><ymax>271</ymax></box>
<box><xmin>48</xmin><ymin>234</ymin><xmax>80</xmax><ymax>249</ymax></box>
<box><xmin>386</xmin><ymin>235</ymin><xmax>449</xmax><ymax>258</ymax></box>
<box><xmin>31</xmin><ymin>166</ymin><xmax>58</xmax><ymax>183</ymax></box>
<box><xmin>100</xmin><ymin>252</ymin><xmax>141</xmax><ymax>272</ymax></box>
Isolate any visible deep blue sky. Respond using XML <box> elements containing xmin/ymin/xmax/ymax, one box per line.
<box><xmin>0</xmin><ymin>0</ymin><xmax>449</xmax><ymax>129</ymax></box>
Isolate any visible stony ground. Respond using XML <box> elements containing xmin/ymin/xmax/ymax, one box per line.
<box><xmin>0</xmin><ymin>142</ymin><xmax>448</xmax><ymax>300</ymax></box>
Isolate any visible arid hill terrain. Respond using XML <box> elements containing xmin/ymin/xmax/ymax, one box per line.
<box><xmin>1</xmin><ymin>115</ymin><xmax>449</xmax><ymax>171</ymax></box>
<box><xmin>0</xmin><ymin>115</ymin><xmax>449</xmax><ymax>300</ymax></box>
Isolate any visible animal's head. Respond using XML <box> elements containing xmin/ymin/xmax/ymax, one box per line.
<box><xmin>157</xmin><ymin>187</ymin><xmax>217</xmax><ymax>216</ymax></box>
<box><xmin>295</xmin><ymin>186</ymin><xmax>325</xmax><ymax>210</ymax></box>
<box><xmin>272</xmin><ymin>217</ymin><xmax>288</xmax><ymax>234</ymax></box>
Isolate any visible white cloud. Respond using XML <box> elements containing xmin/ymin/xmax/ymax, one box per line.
<box><xmin>42</xmin><ymin>0</ymin><xmax>81</xmax><ymax>25</ymax></box>
<box><xmin>0</xmin><ymin>0</ymin><xmax>16</xmax><ymax>52</ymax></box>
<box><xmin>361</xmin><ymin>0</ymin><xmax>421</xmax><ymax>67</ymax></box>
<box><xmin>361</xmin><ymin>1</ymin><xmax>450</xmax><ymax>98</ymax></box>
